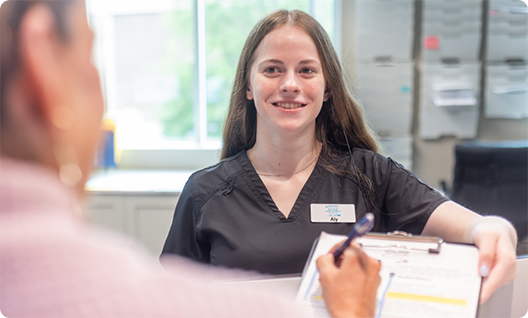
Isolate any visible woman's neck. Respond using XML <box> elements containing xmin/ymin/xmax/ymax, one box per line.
<box><xmin>248</xmin><ymin>128</ymin><xmax>321</xmax><ymax>177</ymax></box>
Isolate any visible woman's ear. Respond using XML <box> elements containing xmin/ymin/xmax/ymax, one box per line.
<box><xmin>324</xmin><ymin>88</ymin><xmax>331</xmax><ymax>102</ymax></box>
<box><xmin>246</xmin><ymin>86</ymin><xmax>253</xmax><ymax>100</ymax></box>
<box><xmin>19</xmin><ymin>3</ymin><xmax>68</xmax><ymax>129</ymax></box>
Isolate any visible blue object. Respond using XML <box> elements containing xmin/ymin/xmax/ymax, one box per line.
<box><xmin>333</xmin><ymin>213</ymin><xmax>375</xmax><ymax>262</ymax></box>
<box><xmin>375</xmin><ymin>272</ymin><xmax>395</xmax><ymax>318</ymax></box>
<box><xmin>95</xmin><ymin>131</ymin><xmax>117</xmax><ymax>169</ymax></box>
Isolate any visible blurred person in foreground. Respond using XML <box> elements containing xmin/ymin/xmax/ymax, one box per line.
<box><xmin>0</xmin><ymin>0</ymin><xmax>380</xmax><ymax>317</ymax></box>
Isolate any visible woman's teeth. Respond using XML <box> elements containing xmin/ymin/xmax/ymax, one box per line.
<box><xmin>276</xmin><ymin>102</ymin><xmax>304</xmax><ymax>109</ymax></box>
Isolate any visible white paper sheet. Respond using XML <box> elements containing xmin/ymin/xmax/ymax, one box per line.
<box><xmin>296</xmin><ymin>232</ymin><xmax>482</xmax><ymax>318</ymax></box>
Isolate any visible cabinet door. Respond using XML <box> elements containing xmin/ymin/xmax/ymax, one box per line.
<box><xmin>84</xmin><ymin>195</ymin><xmax>126</xmax><ymax>234</ymax></box>
<box><xmin>125</xmin><ymin>196</ymin><xmax>179</xmax><ymax>256</ymax></box>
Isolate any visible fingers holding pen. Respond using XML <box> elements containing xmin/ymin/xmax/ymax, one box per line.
<box><xmin>328</xmin><ymin>239</ymin><xmax>364</xmax><ymax>267</ymax></box>
<box><xmin>316</xmin><ymin>240</ymin><xmax>381</xmax><ymax>318</ymax></box>
<box><xmin>317</xmin><ymin>241</ymin><xmax>364</xmax><ymax>274</ymax></box>
<box><xmin>340</xmin><ymin>243</ymin><xmax>371</xmax><ymax>270</ymax></box>
<box><xmin>341</xmin><ymin>245</ymin><xmax>381</xmax><ymax>288</ymax></box>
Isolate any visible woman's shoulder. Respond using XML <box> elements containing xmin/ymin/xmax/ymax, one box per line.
<box><xmin>349</xmin><ymin>147</ymin><xmax>390</xmax><ymax>160</ymax></box>
<box><xmin>329</xmin><ymin>147</ymin><xmax>390</xmax><ymax>168</ymax></box>
<box><xmin>186</xmin><ymin>151</ymin><xmax>247</xmax><ymax>195</ymax></box>
<box><xmin>352</xmin><ymin>147</ymin><xmax>410</xmax><ymax>168</ymax></box>
<box><xmin>351</xmin><ymin>147</ymin><xmax>434</xmax><ymax>190</ymax></box>
<box><xmin>325</xmin><ymin>147</ymin><xmax>403</xmax><ymax>181</ymax></box>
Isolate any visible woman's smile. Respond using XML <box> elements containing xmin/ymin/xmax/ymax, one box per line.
<box><xmin>273</xmin><ymin>102</ymin><xmax>307</xmax><ymax>109</ymax></box>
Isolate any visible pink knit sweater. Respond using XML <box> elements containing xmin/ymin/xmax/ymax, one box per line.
<box><xmin>0</xmin><ymin>158</ymin><xmax>301</xmax><ymax>317</ymax></box>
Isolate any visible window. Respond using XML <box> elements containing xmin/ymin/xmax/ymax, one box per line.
<box><xmin>87</xmin><ymin>0</ymin><xmax>338</xmax><ymax>168</ymax></box>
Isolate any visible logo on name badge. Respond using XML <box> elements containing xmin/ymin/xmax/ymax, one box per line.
<box><xmin>325</xmin><ymin>205</ymin><xmax>341</xmax><ymax>221</ymax></box>
<box><xmin>310</xmin><ymin>204</ymin><xmax>356</xmax><ymax>223</ymax></box>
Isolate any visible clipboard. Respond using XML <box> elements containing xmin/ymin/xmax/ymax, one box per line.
<box><xmin>295</xmin><ymin>231</ymin><xmax>483</xmax><ymax>318</ymax></box>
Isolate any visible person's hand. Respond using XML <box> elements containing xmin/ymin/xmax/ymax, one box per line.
<box><xmin>469</xmin><ymin>216</ymin><xmax>517</xmax><ymax>304</ymax></box>
<box><xmin>316</xmin><ymin>240</ymin><xmax>381</xmax><ymax>318</ymax></box>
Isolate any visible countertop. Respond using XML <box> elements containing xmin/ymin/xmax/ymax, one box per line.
<box><xmin>85</xmin><ymin>169</ymin><xmax>194</xmax><ymax>195</ymax></box>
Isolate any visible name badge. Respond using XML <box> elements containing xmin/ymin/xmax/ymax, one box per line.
<box><xmin>310</xmin><ymin>204</ymin><xmax>356</xmax><ymax>223</ymax></box>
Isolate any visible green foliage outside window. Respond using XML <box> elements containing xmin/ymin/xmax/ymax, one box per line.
<box><xmin>160</xmin><ymin>2</ymin><xmax>196</xmax><ymax>141</ymax></box>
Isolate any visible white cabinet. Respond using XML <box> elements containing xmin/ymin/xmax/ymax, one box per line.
<box><xmin>354</xmin><ymin>0</ymin><xmax>415</xmax><ymax>63</ymax></box>
<box><xmin>85</xmin><ymin>194</ymin><xmax>179</xmax><ymax>256</ymax></box>
<box><xmin>356</xmin><ymin>63</ymin><xmax>414</xmax><ymax>137</ymax></box>
<box><xmin>419</xmin><ymin>63</ymin><xmax>481</xmax><ymax>139</ymax></box>
<box><xmin>85</xmin><ymin>195</ymin><xmax>126</xmax><ymax>233</ymax></box>
<box><xmin>125</xmin><ymin>196</ymin><xmax>178</xmax><ymax>256</ymax></box>
<box><xmin>484</xmin><ymin>63</ymin><xmax>528</xmax><ymax>119</ymax></box>
<box><xmin>486</xmin><ymin>0</ymin><xmax>528</xmax><ymax>62</ymax></box>
<box><xmin>421</xmin><ymin>0</ymin><xmax>483</xmax><ymax>63</ymax></box>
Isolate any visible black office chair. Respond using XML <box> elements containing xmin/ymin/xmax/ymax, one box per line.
<box><xmin>451</xmin><ymin>140</ymin><xmax>528</xmax><ymax>254</ymax></box>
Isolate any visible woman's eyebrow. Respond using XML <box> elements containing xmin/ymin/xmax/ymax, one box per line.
<box><xmin>258</xmin><ymin>59</ymin><xmax>320</xmax><ymax>66</ymax></box>
<box><xmin>258</xmin><ymin>59</ymin><xmax>284</xmax><ymax>66</ymax></box>
<box><xmin>299</xmin><ymin>59</ymin><xmax>320</xmax><ymax>65</ymax></box>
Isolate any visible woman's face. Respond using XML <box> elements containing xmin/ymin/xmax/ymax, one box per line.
<box><xmin>246</xmin><ymin>24</ymin><xmax>330</xmax><ymax>138</ymax></box>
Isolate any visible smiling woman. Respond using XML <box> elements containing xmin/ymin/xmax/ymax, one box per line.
<box><xmin>160</xmin><ymin>10</ymin><xmax>397</xmax><ymax>276</ymax></box>
<box><xmin>246</xmin><ymin>24</ymin><xmax>330</xmax><ymax>215</ymax></box>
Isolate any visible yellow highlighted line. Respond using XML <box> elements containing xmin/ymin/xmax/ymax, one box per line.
<box><xmin>313</xmin><ymin>295</ymin><xmax>324</xmax><ymax>300</ymax></box>
<box><xmin>387</xmin><ymin>292</ymin><xmax>467</xmax><ymax>306</ymax></box>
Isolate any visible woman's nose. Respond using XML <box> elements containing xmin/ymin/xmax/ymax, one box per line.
<box><xmin>280</xmin><ymin>70</ymin><xmax>300</xmax><ymax>93</ymax></box>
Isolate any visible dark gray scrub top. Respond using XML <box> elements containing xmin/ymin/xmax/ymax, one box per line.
<box><xmin>161</xmin><ymin>149</ymin><xmax>449</xmax><ymax>275</ymax></box>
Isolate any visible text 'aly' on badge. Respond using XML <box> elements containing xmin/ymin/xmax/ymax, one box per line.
<box><xmin>310</xmin><ymin>204</ymin><xmax>356</xmax><ymax>223</ymax></box>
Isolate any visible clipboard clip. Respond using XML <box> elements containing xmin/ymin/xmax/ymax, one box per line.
<box><xmin>359</xmin><ymin>231</ymin><xmax>444</xmax><ymax>254</ymax></box>
<box><xmin>387</xmin><ymin>231</ymin><xmax>413</xmax><ymax>237</ymax></box>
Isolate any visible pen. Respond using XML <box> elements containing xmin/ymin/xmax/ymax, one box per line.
<box><xmin>333</xmin><ymin>212</ymin><xmax>374</xmax><ymax>262</ymax></box>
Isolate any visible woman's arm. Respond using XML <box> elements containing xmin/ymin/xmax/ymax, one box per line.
<box><xmin>422</xmin><ymin>201</ymin><xmax>518</xmax><ymax>304</ymax></box>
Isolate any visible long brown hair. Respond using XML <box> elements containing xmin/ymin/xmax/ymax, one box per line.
<box><xmin>220</xmin><ymin>9</ymin><xmax>379</xmax><ymax>161</ymax></box>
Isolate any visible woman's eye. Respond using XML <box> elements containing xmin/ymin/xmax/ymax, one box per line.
<box><xmin>264</xmin><ymin>67</ymin><xmax>279</xmax><ymax>73</ymax></box>
<box><xmin>301</xmin><ymin>68</ymin><xmax>315</xmax><ymax>74</ymax></box>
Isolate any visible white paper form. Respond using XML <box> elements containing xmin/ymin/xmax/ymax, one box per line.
<box><xmin>432</xmin><ymin>83</ymin><xmax>478</xmax><ymax>107</ymax></box>
<box><xmin>295</xmin><ymin>232</ymin><xmax>482</xmax><ymax>318</ymax></box>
